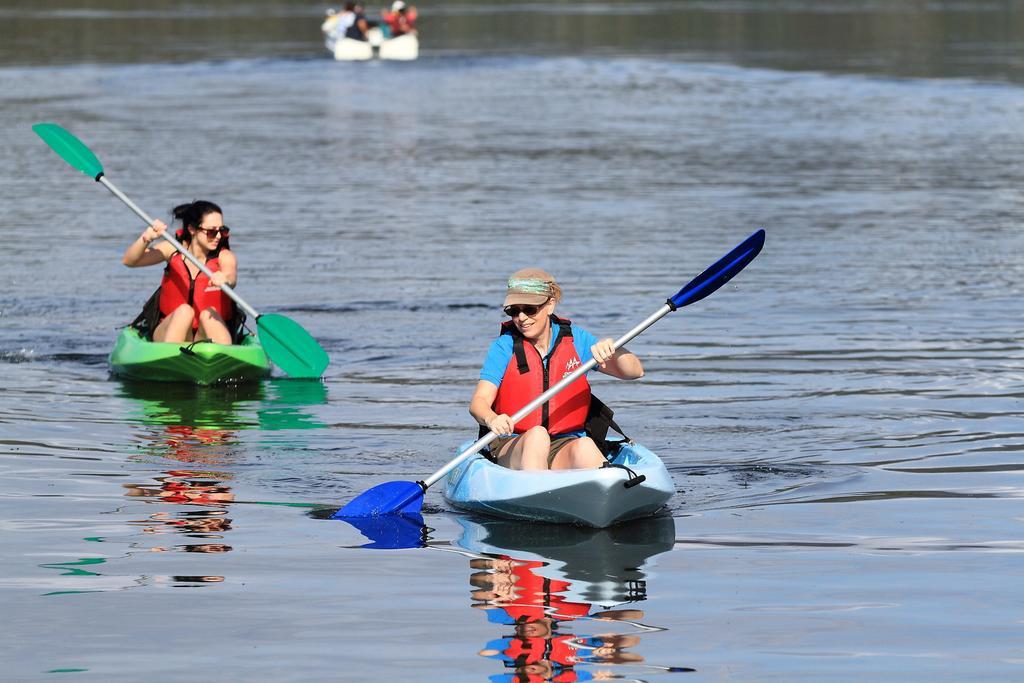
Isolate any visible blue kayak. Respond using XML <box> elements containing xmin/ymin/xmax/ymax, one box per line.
<box><xmin>443</xmin><ymin>439</ymin><xmax>674</xmax><ymax>528</ymax></box>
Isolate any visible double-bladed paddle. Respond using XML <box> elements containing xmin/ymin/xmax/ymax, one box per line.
<box><xmin>333</xmin><ymin>228</ymin><xmax>766</xmax><ymax>519</ymax></box>
<box><xmin>32</xmin><ymin>123</ymin><xmax>329</xmax><ymax>379</ymax></box>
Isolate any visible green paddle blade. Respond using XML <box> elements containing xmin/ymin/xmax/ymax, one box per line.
<box><xmin>32</xmin><ymin>123</ymin><xmax>104</xmax><ymax>180</ymax></box>
<box><xmin>257</xmin><ymin>313</ymin><xmax>330</xmax><ymax>379</ymax></box>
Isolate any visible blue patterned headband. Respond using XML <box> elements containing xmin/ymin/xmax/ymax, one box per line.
<box><xmin>507</xmin><ymin>277</ymin><xmax>554</xmax><ymax>297</ymax></box>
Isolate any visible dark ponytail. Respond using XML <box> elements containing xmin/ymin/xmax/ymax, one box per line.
<box><xmin>172</xmin><ymin>200</ymin><xmax>229</xmax><ymax>250</ymax></box>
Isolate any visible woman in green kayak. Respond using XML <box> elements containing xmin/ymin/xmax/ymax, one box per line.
<box><xmin>122</xmin><ymin>200</ymin><xmax>237</xmax><ymax>345</ymax></box>
<box><xmin>469</xmin><ymin>268</ymin><xmax>644</xmax><ymax>471</ymax></box>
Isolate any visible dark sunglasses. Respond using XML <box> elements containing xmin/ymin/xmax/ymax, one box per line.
<box><xmin>503</xmin><ymin>299</ymin><xmax>550</xmax><ymax>318</ymax></box>
<box><xmin>194</xmin><ymin>226</ymin><xmax>229</xmax><ymax>239</ymax></box>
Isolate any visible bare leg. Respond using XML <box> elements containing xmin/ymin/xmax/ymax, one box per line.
<box><xmin>153</xmin><ymin>304</ymin><xmax>195</xmax><ymax>343</ymax></box>
<box><xmin>550</xmin><ymin>436</ymin><xmax>605</xmax><ymax>470</ymax></box>
<box><xmin>495</xmin><ymin>426</ymin><xmax>551</xmax><ymax>471</ymax></box>
<box><xmin>196</xmin><ymin>308</ymin><xmax>231</xmax><ymax>345</ymax></box>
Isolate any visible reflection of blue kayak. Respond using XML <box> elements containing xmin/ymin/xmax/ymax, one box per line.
<box><xmin>443</xmin><ymin>440</ymin><xmax>674</xmax><ymax>528</ymax></box>
<box><xmin>456</xmin><ymin>514</ymin><xmax>675</xmax><ymax>608</ymax></box>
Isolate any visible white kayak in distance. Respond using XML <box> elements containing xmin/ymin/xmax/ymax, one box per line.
<box><xmin>326</xmin><ymin>27</ymin><xmax>419</xmax><ymax>61</ymax></box>
<box><xmin>443</xmin><ymin>439</ymin><xmax>675</xmax><ymax>528</ymax></box>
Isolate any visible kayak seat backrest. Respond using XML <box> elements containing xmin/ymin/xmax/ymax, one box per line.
<box><xmin>129</xmin><ymin>287</ymin><xmax>162</xmax><ymax>340</ymax></box>
<box><xmin>585</xmin><ymin>395</ymin><xmax>630</xmax><ymax>459</ymax></box>
<box><xmin>229</xmin><ymin>308</ymin><xmax>248</xmax><ymax>344</ymax></box>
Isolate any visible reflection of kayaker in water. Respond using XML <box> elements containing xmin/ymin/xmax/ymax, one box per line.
<box><xmin>470</xmin><ymin>555</ymin><xmax>647</xmax><ymax>681</ymax></box>
<box><xmin>124</xmin><ymin>471</ymin><xmax>235</xmax><ymax>507</ymax></box>
<box><xmin>122</xmin><ymin>200</ymin><xmax>241</xmax><ymax>345</ymax></box>
<box><xmin>478</xmin><ymin>617</ymin><xmax>642</xmax><ymax>681</ymax></box>
<box><xmin>469</xmin><ymin>268</ymin><xmax>644</xmax><ymax>471</ymax></box>
<box><xmin>125</xmin><ymin>470</ymin><xmax>234</xmax><ymax>555</ymax></box>
<box><xmin>469</xmin><ymin>556</ymin><xmax>591</xmax><ymax>621</ymax></box>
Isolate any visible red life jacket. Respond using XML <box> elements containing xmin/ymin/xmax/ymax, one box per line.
<box><xmin>502</xmin><ymin>635</ymin><xmax>578</xmax><ymax>668</ymax></box>
<box><xmin>493</xmin><ymin>316</ymin><xmax>591</xmax><ymax>434</ymax></box>
<box><xmin>158</xmin><ymin>251</ymin><xmax>234</xmax><ymax>332</ymax></box>
<box><xmin>497</xmin><ymin>560</ymin><xmax>591</xmax><ymax>624</ymax></box>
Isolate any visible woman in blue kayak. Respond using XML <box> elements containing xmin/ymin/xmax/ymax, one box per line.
<box><xmin>121</xmin><ymin>200</ymin><xmax>237</xmax><ymax>345</ymax></box>
<box><xmin>469</xmin><ymin>268</ymin><xmax>644</xmax><ymax>471</ymax></box>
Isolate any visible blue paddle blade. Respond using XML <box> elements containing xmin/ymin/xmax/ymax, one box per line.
<box><xmin>340</xmin><ymin>512</ymin><xmax>426</xmax><ymax>549</ymax></box>
<box><xmin>669</xmin><ymin>229</ymin><xmax>765</xmax><ymax>309</ymax></box>
<box><xmin>331</xmin><ymin>480</ymin><xmax>424</xmax><ymax>518</ymax></box>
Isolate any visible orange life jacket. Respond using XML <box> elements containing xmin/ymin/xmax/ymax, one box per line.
<box><xmin>158</xmin><ymin>251</ymin><xmax>234</xmax><ymax>331</ymax></box>
<box><xmin>493</xmin><ymin>316</ymin><xmax>591</xmax><ymax>434</ymax></box>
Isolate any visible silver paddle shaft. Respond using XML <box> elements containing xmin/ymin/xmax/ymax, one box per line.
<box><xmin>423</xmin><ymin>303</ymin><xmax>673</xmax><ymax>488</ymax></box>
<box><xmin>100</xmin><ymin>175</ymin><xmax>260</xmax><ymax>320</ymax></box>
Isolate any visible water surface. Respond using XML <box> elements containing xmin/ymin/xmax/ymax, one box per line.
<box><xmin>2</xmin><ymin>1</ymin><xmax>1024</xmax><ymax>680</ymax></box>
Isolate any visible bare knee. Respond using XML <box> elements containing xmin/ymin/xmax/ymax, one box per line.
<box><xmin>172</xmin><ymin>304</ymin><xmax>195</xmax><ymax>319</ymax></box>
<box><xmin>552</xmin><ymin>437</ymin><xmax>604</xmax><ymax>470</ymax></box>
<box><xmin>198</xmin><ymin>308</ymin><xmax>231</xmax><ymax>344</ymax></box>
<box><xmin>198</xmin><ymin>307</ymin><xmax>223</xmax><ymax>323</ymax></box>
<box><xmin>572</xmin><ymin>437</ymin><xmax>605</xmax><ymax>468</ymax></box>
<box><xmin>519</xmin><ymin>427</ymin><xmax>551</xmax><ymax>470</ymax></box>
<box><xmin>153</xmin><ymin>304</ymin><xmax>195</xmax><ymax>343</ymax></box>
<box><xmin>522</xmin><ymin>426</ymin><xmax>551</xmax><ymax>448</ymax></box>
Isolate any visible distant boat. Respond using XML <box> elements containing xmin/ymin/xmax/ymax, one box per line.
<box><xmin>326</xmin><ymin>27</ymin><xmax>419</xmax><ymax>61</ymax></box>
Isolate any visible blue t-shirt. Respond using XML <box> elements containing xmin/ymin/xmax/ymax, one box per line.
<box><xmin>479</xmin><ymin>321</ymin><xmax>599</xmax><ymax>388</ymax></box>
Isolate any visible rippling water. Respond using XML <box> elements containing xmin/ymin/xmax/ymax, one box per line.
<box><xmin>3</xmin><ymin>1</ymin><xmax>1024</xmax><ymax>680</ymax></box>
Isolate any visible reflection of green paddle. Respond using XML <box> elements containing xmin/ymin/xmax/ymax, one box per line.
<box><xmin>32</xmin><ymin>123</ymin><xmax>329</xmax><ymax>379</ymax></box>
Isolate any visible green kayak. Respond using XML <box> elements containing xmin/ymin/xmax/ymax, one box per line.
<box><xmin>109</xmin><ymin>327</ymin><xmax>271</xmax><ymax>385</ymax></box>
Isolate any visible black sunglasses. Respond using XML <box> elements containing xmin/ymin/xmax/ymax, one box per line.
<box><xmin>503</xmin><ymin>299</ymin><xmax>550</xmax><ymax>318</ymax></box>
<box><xmin>194</xmin><ymin>226</ymin><xmax>229</xmax><ymax>238</ymax></box>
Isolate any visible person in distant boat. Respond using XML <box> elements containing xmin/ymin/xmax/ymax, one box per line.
<box><xmin>345</xmin><ymin>2</ymin><xmax>374</xmax><ymax>40</ymax></box>
<box><xmin>122</xmin><ymin>200</ymin><xmax>238</xmax><ymax>345</ymax></box>
<box><xmin>333</xmin><ymin>2</ymin><xmax>358</xmax><ymax>39</ymax></box>
<box><xmin>468</xmin><ymin>269</ymin><xmax>644</xmax><ymax>471</ymax></box>
<box><xmin>322</xmin><ymin>4</ymin><xmax>357</xmax><ymax>40</ymax></box>
<box><xmin>321</xmin><ymin>8</ymin><xmax>339</xmax><ymax>35</ymax></box>
<box><xmin>382</xmin><ymin>0</ymin><xmax>417</xmax><ymax>37</ymax></box>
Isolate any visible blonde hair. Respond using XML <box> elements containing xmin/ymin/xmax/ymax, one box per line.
<box><xmin>549</xmin><ymin>281</ymin><xmax>562</xmax><ymax>302</ymax></box>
